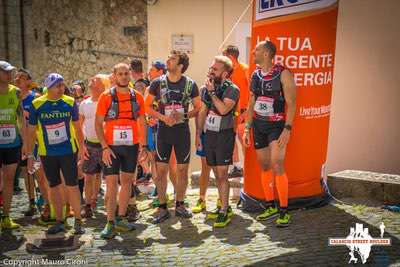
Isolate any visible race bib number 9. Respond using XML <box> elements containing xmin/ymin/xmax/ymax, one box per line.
<box><xmin>254</xmin><ymin>96</ymin><xmax>274</xmax><ymax>117</ymax></box>
<box><xmin>0</xmin><ymin>124</ymin><xmax>17</xmax><ymax>144</ymax></box>
<box><xmin>113</xmin><ymin>125</ymin><xmax>133</xmax><ymax>145</ymax></box>
<box><xmin>45</xmin><ymin>122</ymin><xmax>68</xmax><ymax>145</ymax></box>
<box><xmin>205</xmin><ymin>111</ymin><xmax>222</xmax><ymax>132</ymax></box>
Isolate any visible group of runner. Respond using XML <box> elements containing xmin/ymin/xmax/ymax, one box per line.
<box><xmin>0</xmin><ymin>40</ymin><xmax>296</xmax><ymax>239</ymax></box>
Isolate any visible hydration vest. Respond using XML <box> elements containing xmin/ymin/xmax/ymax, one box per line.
<box><xmin>158</xmin><ymin>74</ymin><xmax>194</xmax><ymax>108</ymax></box>
<box><xmin>105</xmin><ymin>87</ymin><xmax>140</xmax><ymax>121</ymax></box>
<box><xmin>203</xmin><ymin>79</ymin><xmax>238</xmax><ymax>117</ymax></box>
<box><xmin>251</xmin><ymin>64</ymin><xmax>286</xmax><ymax>122</ymax></box>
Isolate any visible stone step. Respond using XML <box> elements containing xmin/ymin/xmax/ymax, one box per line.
<box><xmin>190</xmin><ymin>171</ymin><xmax>243</xmax><ymax>188</ymax></box>
<box><xmin>327</xmin><ymin>170</ymin><xmax>400</xmax><ymax>204</ymax></box>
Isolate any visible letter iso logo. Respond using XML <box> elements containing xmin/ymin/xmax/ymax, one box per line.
<box><xmin>329</xmin><ymin>223</ymin><xmax>391</xmax><ymax>264</ymax></box>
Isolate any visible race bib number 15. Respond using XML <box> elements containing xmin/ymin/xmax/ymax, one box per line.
<box><xmin>113</xmin><ymin>125</ymin><xmax>133</xmax><ymax>145</ymax></box>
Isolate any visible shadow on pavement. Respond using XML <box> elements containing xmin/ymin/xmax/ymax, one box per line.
<box><xmin>0</xmin><ymin>230</ymin><xmax>26</xmax><ymax>260</ymax></box>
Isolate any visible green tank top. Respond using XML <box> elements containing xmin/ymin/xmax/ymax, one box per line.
<box><xmin>0</xmin><ymin>85</ymin><xmax>21</xmax><ymax>147</ymax></box>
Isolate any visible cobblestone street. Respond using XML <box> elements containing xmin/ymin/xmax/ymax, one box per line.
<box><xmin>0</xmin><ymin>184</ymin><xmax>399</xmax><ymax>267</ymax></box>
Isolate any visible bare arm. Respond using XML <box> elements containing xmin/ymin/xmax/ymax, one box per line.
<box><xmin>196</xmin><ymin>103</ymin><xmax>209</xmax><ymax>136</ymax></box>
<box><xmin>137</xmin><ymin>114</ymin><xmax>147</xmax><ymax>147</ymax></box>
<box><xmin>79</xmin><ymin>114</ymin><xmax>85</xmax><ymax>130</ymax></box>
<box><xmin>26</xmin><ymin>124</ymin><xmax>37</xmax><ymax>156</ymax></box>
<box><xmin>73</xmin><ymin>120</ymin><xmax>85</xmax><ymax>155</ymax></box>
<box><xmin>281</xmin><ymin>69</ymin><xmax>297</xmax><ymax>126</ymax></box>
<box><xmin>244</xmin><ymin>93</ymin><xmax>256</xmax><ymax>127</ymax></box>
<box><xmin>95</xmin><ymin>115</ymin><xmax>107</xmax><ymax>149</ymax></box>
<box><xmin>187</xmin><ymin>95</ymin><xmax>201</xmax><ymax>118</ymax></box>
<box><xmin>205</xmin><ymin>79</ymin><xmax>237</xmax><ymax>115</ymax></box>
<box><xmin>26</xmin><ymin>124</ymin><xmax>37</xmax><ymax>173</ymax></box>
<box><xmin>242</xmin><ymin>92</ymin><xmax>256</xmax><ymax>147</ymax></box>
<box><xmin>209</xmin><ymin>95</ymin><xmax>236</xmax><ymax>116</ymax></box>
<box><xmin>16</xmin><ymin>95</ymin><xmax>27</xmax><ymax>155</ymax></box>
<box><xmin>145</xmin><ymin>93</ymin><xmax>169</xmax><ymax>122</ymax></box>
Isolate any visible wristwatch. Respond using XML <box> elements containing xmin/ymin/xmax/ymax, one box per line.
<box><xmin>209</xmin><ymin>91</ymin><xmax>217</xmax><ymax>97</ymax></box>
<box><xmin>284</xmin><ymin>124</ymin><xmax>292</xmax><ymax>131</ymax></box>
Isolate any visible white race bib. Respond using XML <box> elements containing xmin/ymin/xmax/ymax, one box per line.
<box><xmin>254</xmin><ymin>96</ymin><xmax>274</xmax><ymax>117</ymax></box>
<box><xmin>164</xmin><ymin>104</ymin><xmax>184</xmax><ymax>116</ymax></box>
<box><xmin>45</xmin><ymin>122</ymin><xmax>68</xmax><ymax>145</ymax></box>
<box><xmin>164</xmin><ymin>104</ymin><xmax>184</xmax><ymax>124</ymax></box>
<box><xmin>0</xmin><ymin>124</ymin><xmax>17</xmax><ymax>144</ymax></box>
<box><xmin>205</xmin><ymin>111</ymin><xmax>222</xmax><ymax>132</ymax></box>
<box><xmin>113</xmin><ymin>125</ymin><xmax>133</xmax><ymax>145</ymax></box>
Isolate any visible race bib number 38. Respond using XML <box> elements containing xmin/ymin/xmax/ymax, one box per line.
<box><xmin>0</xmin><ymin>124</ymin><xmax>17</xmax><ymax>144</ymax></box>
<box><xmin>45</xmin><ymin>122</ymin><xmax>68</xmax><ymax>145</ymax></box>
<box><xmin>254</xmin><ymin>96</ymin><xmax>274</xmax><ymax>117</ymax></box>
<box><xmin>113</xmin><ymin>125</ymin><xmax>133</xmax><ymax>145</ymax></box>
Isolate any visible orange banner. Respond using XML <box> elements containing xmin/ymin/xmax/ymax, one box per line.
<box><xmin>244</xmin><ymin>0</ymin><xmax>339</xmax><ymax>201</ymax></box>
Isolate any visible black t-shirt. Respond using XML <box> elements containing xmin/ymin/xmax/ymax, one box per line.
<box><xmin>149</xmin><ymin>75</ymin><xmax>199</xmax><ymax>127</ymax></box>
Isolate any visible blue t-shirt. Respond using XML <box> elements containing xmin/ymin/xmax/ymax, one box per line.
<box><xmin>29</xmin><ymin>94</ymin><xmax>79</xmax><ymax>156</ymax></box>
<box><xmin>22</xmin><ymin>91</ymin><xmax>36</xmax><ymax>113</ymax></box>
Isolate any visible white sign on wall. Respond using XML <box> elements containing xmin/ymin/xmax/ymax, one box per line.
<box><xmin>172</xmin><ymin>34</ymin><xmax>193</xmax><ymax>53</ymax></box>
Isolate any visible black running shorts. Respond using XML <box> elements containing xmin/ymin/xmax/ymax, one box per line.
<box><xmin>252</xmin><ymin>119</ymin><xmax>285</xmax><ymax>150</ymax></box>
<box><xmin>102</xmin><ymin>144</ymin><xmax>139</xmax><ymax>176</ymax></box>
<box><xmin>155</xmin><ymin>124</ymin><xmax>190</xmax><ymax>164</ymax></box>
<box><xmin>0</xmin><ymin>146</ymin><xmax>21</xmax><ymax>166</ymax></box>
<box><xmin>82</xmin><ymin>141</ymin><xmax>103</xmax><ymax>175</ymax></box>
<box><xmin>204</xmin><ymin>129</ymin><xmax>235</xmax><ymax>167</ymax></box>
<box><xmin>41</xmin><ymin>153</ymin><xmax>78</xmax><ymax>188</ymax></box>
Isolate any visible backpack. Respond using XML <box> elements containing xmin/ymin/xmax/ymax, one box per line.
<box><xmin>158</xmin><ymin>74</ymin><xmax>193</xmax><ymax>107</ymax></box>
<box><xmin>105</xmin><ymin>87</ymin><xmax>140</xmax><ymax>121</ymax></box>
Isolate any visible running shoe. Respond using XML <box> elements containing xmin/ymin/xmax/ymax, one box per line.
<box><xmin>73</xmin><ymin>219</ymin><xmax>85</xmax><ymax>235</ymax></box>
<box><xmin>206</xmin><ymin>199</ymin><xmax>222</xmax><ymax>219</ymax></box>
<box><xmin>175</xmin><ymin>205</ymin><xmax>192</xmax><ymax>218</ymax></box>
<box><xmin>81</xmin><ymin>205</ymin><xmax>93</xmax><ymax>218</ymax></box>
<box><xmin>228</xmin><ymin>166</ymin><xmax>243</xmax><ymax>178</ymax></box>
<box><xmin>126</xmin><ymin>204</ymin><xmax>141</xmax><ymax>222</ymax></box>
<box><xmin>152</xmin><ymin>208</ymin><xmax>170</xmax><ymax>224</ymax></box>
<box><xmin>47</xmin><ymin>222</ymin><xmax>65</xmax><ymax>234</ymax></box>
<box><xmin>1</xmin><ymin>216</ymin><xmax>21</xmax><ymax>229</ymax></box>
<box><xmin>23</xmin><ymin>203</ymin><xmax>37</xmax><ymax>217</ymax></box>
<box><xmin>256</xmin><ymin>206</ymin><xmax>279</xmax><ymax>221</ymax></box>
<box><xmin>115</xmin><ymin>217</ymin><xmax>136</xmax><ymax>232</ymax></box>
<box><xmin>192</xmin><ymin>199</ymin><xmax>206</xmax><ymax>213</ymax></box>
<box><xmin>100</xmin><ymin>222</ymin><xmax>116</xmax><ymax>239</ymax></box>
<box><xmin>275</xmin><ymin>210</ymin><xmax>290</xmax><ymax>227</ymax></box>
<box><xmin>213</xmin><ymin>212</ymin><xmax>231</xmax><ymax>228</ymax></box>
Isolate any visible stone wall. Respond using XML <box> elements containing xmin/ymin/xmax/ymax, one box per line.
<box><xmin>1</xmin><ymin>0</ymin><xmax>148</xmax><ymax>86</ymax></box>
<box><xmin>0</xmin><ymin>0</ymin><xmax>23</xmax><ymax>64</ymax></box>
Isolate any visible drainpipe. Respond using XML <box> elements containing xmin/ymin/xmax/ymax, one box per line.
<box><xmin>19</xmin><ymin>0</ymin><xmax>26</xmax><ymax>68</ymax></box>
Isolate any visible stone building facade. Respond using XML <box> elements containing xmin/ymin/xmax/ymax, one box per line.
<box><xmin>0</xmin><ymin>0</ymin><xmax>148</xmax><ymax>86</ymax></box>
